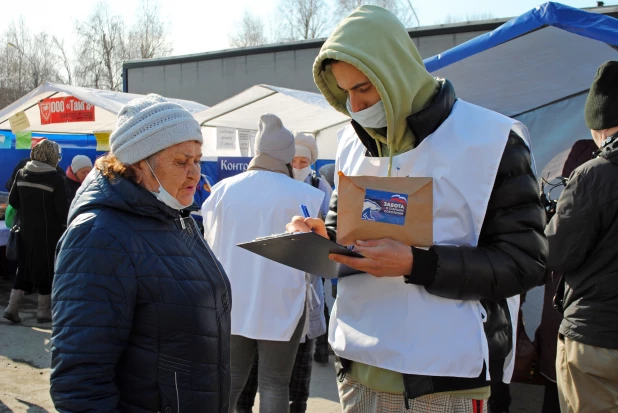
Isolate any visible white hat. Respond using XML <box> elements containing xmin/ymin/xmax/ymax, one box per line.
<box><xmin>294</xmin><ymin>132</ymin><xmax>318</xmax><ymax>164</ymax></box>
<box><xmin>71</xmin><ymin>155</ymin><xmax>93</xmax><ymax>173</ymax></box>
<box><xmin>110</xmin><ymin>94</ymin><xmax>203</xmax><ymax>164</ymax></box>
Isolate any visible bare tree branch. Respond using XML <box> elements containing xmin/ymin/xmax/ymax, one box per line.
<box><xmin>52</xmin><ymin>36</ymin><xmax>73</xmax><ymax>85</ymax></box>
<box><xmin>229</xmin><ymin>11</ymin><xmax>269</xmax><ymax>47</ymax></box>
<box><xmin>278</xmin><ymin>0</ymin><xmax>329</xmax><ymax>41</ymax></box>
<box><xmin>0</xmin><ymin>18</ymin><xmax>68</xmax><ymax>108</ymax></box>
<box><xmin>439</xmin><ymin>11</ymin><xmax>495</xmax><ymax>24</ymax></box>
<box><xmin>75</xmin><ymin>1</ymin><xmax>129</xmax><ymax>91</ymax></box>
<box><xmin>128</xmin><ymin>0</ymin><xmax>173</xmax><ymax>59</ymax></box>
<box><xmin>336</xmin><ymin>0</ymin><xmax>419</xmax><ymax>27</ymax></box>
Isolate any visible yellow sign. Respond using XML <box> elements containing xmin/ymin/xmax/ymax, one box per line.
<box><xmin>94</xmin><ymin>131</ymin><xmax>111</xmax><ymax>152</ymax></box>
<box><xmin>9</xmin><ymin>111</ymin><xmax>30</xmax><ymax>133</ymax></box>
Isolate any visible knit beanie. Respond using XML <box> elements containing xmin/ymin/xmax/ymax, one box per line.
<box><xmin>31</xmin><ymin>139</ymin><xmax>60</xmax><ymax>167</ymax></box>
<box><xmin>294</xmin><ymin>132</ymin><xmax>318</xmax><ymax>164</ymax></box>
<box><xmin>110</xmin><ymin>94</ymin><xmax>203</xmax><ymax>164</ymax></box>
<box><xmin>585</xmin><ymin>61</ymin><xmax>618</xmax><ymax>130</ymax></box>
<box><xmin>255</xmin><ymin>114</ymin><xmax>295</xmax><ymax>163</ymax></box>
<box><xmin>71</xmin><ymin>155</ymin><xmax>93</xmax><ymax>173</ymax></box>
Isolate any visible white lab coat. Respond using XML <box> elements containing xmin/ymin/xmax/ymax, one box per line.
<box><xmin>202</xmin><ymin>170</ymin><xmax>323</xmax><ymax>341</ymax></box>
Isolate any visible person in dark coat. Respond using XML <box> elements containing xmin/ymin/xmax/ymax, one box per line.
<box><xmin>64</xmin><ymin>155</ymin><xmax>93</xmax><ymax>202</ymax></box>
<box><xmin>546</xmin><ymin>61</ymin><xmax>618</xmax><ymax>413</ymax></box>
<box><xmin>3</xmin><ymin>140</ymin><xmax>68</xmax><ymax>324</ymax></box>
<box><xmin>535</xmin><ymin>139</ymin><xmax>597</xmax><ymax>413</ymax></box>
<box><xmin>5</xmin><ymin>156</ymin><xmax>65</xmax><ymax>192</ymax></box>
<box><xmin>50</xmin><ymin>94</ymin><xmax>232</xmax><ymax>413</ymax></box>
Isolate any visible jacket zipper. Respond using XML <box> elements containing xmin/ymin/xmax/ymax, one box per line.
<box><xmin>189</xmin><ymin>218</ymin><xmax>230</xmax><ymax>311</ymax></box>
<box><xmin>178</xmin><ymin>216</ymin><xmax>229</xmax><ymax>412</ymax></box>
<box><xmin>403</xmin><ymin>389</ymin><xmax>410</xmax><ymax>410</ymax></box>
<box><xmin>175</xmin><ymin>372</ymin><xmax>180</xmax><ymax>413</ymax></box>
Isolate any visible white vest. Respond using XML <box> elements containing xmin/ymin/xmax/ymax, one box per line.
<box><xmin>331</xmin><ymin>100</ymin><xmax>530</xmax><ymax>382</ymax></box>
<box><xmin>202</xmin><ymin>170</ymin><xmax>323</xmax><ymax>341</ymax></box>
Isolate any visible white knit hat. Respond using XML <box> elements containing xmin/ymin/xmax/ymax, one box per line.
<box><xmin>110</xmin><ymin>94</ymin><xmax>203</xmax><ymax>164</ymax></box>
<box><xmin>71</xmin><ymin>155</ymin><xmax>93</xmax><ymax>173</ymax></box>
<box><xmin>294</xmin><ymin>132</ymin><xmax>318</xmax><ymax>164</ymax></box>
<box><xmin>255</xmin><ymin>114</ymin><xmax>295</xmax><ymax>164</ymax></box>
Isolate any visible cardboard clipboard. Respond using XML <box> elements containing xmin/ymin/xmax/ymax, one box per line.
<box><xmin>237</xmin><ymin>232</ymin><xmax>363</xmax><ymax>279</ymax></box>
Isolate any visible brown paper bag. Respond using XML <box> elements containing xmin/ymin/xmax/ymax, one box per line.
<box><xmin>337</xmin><ymin>174</ymin><xmax>433</xmax><ymax>247</ymax></box>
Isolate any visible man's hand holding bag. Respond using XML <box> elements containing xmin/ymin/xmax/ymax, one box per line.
<box><xmin>328</xmin><ymin>174</ymin><xmax>433</xmax><ymax>277</ymax></box>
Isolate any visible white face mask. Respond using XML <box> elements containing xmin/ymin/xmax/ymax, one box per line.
<box><xmin>146</xmin><ymin>161</ymin><xmax>192</xmax><ymax>210</ymax></box>
<box><xmin>293</xmin><ymin>166</ymin><xmax>313</xmax><ymax>182</ymax></box>
<box><xmin>346</xmin><ymin>98</ymin><xmax>388</xmax><ymax>129</ymax></box>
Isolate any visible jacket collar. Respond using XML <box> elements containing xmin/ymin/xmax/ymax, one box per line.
<box><xmin>68</xmin><ymin>169</ymin><xmax>182</xmax><ymax>225</ymax></box>
<box><xmin>25</xmin><ymin>160</ymin><xmax>57</xmax><ymax>173</ymax></box>
<box><xmin>597</xmin><ymin>132</ymin><xmax>618</xmax><ymax>162</ymax></box>
<box><xmin>66</xmin><ymin>166</ymin><xmax>80</xmax><ymax>183</ymax></box>
<box><xmin>351</xmin><ymin>79</ymin><xmax>457</xmax><ymax>157</ymax></box>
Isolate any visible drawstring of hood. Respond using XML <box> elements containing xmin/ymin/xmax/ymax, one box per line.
<box><xmin>313</xmin><ymin>5</ymin><xmax>439</xmax><ymax>175</ymax></box>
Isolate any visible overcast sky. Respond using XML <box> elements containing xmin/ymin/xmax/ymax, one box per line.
<box><xmin>5</xmin><ymin>0</ymin><xmax>600</xmax><ymax>58</ymax></box>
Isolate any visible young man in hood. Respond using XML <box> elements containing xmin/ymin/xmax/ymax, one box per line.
<box><xmin>545</xmin><ymin>61</ymin><xmax>618</xmax><ymax>413</ymax></box>
<box><xmin>287</xmin><ymin>6</ymin><xmax>547</xmax><ymax>412</ymax></box>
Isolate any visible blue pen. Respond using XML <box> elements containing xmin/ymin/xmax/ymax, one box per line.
<box><xmin>300</xmin><ymin>205</ymin><xmax>314</xmax><ymax>233</ymax></box>
<box><xmin>300</xmin><ymin>204</ymin><xmax>311</xmax><ymax>219</ymax></box>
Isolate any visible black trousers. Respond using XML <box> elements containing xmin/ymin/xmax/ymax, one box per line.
<box><xmin>12</xmin><ymin>268</ymin><xmax>45</xmax><ymax>294</ymax></box>
<box><xmin>488</xmin><ymin>381</ymin><xmax>510</xmax><ymax>413</ymax></box>
<box><xmin>542</xmin><ymin>381</ymin><xmax>561</xmax><ymax>413</ymax></box>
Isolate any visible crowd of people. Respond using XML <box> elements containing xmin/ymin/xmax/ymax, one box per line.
<box><xmin>1</xmin><ymin>5</ymin><xmax>617</xmax><ymax>413</ymax></box>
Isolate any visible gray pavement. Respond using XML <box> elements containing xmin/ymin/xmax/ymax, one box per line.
<box><xmin>0</xmin><ymin>279</ymin><xmax>544</xmax><ymax>412</ymax></box>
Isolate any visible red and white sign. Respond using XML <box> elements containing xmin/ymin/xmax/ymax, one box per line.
<box><xmin>39</xmin><ymin>97</ymin><xmax>95</xmax><ymax>124</ymax></box>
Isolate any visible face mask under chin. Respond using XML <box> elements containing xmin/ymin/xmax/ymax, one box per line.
<box><xmin>346</xmin><ymin>99</ymin><xmax>387</xmax><ymax>129</ymax></box>
<box><xmin>146</xmin><ymin>160</ymin><xmax>193</xmax><ymax>210</ymax></box>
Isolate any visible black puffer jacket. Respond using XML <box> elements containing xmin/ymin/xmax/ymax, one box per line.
<box><xmin>546</xmin><ymin>133</ymin><xmax>618</xmax><ymax>350</ymax></box>
<box><xmin>326</xmin><ymin>80</ymin><xmax>547</xmax><ymax>398</ymax></box>
<box><xmin>51</xmin><ymin>170</ymin><xmax>232</xmax><ymax>412</ymax></box>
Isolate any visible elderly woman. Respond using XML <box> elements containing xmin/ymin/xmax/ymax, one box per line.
<box><xmin>50</xmin><ymin>94</ymin><xmax>232</xmax><ymax>413</ymax></box>
<box><xmin>3</xmin><ymin>139</ymin><xmax>68</xmax><ymax>324</ymax></box>
<box><xmin>64</xmin><ymin>154</ymin><xmax>93</xmax><ymax>201</ymax></box>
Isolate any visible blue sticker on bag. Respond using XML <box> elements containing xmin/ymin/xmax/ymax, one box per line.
<box><xmin>362</xmin><ymin>189</ymin><xmax>408</xmax><ymax>226</ymax></box>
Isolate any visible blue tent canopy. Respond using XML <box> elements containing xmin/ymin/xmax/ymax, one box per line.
<box><xmin>425</xmin><ymin>2</ymin><xmax>618</xmax><ymax>73</ymax></box>
<box><xmin>423</xmin><ymin>2</ymin><xmax>618</xmax><ymax>182</ymax></box>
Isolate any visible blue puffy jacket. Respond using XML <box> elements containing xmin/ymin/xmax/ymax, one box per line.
<box><xmin>50</xmin><ymin>170</ymin><xmax>232</xmax><ymax>413</ymax></box>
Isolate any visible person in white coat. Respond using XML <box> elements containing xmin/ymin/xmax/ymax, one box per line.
<box><xmin>202</xmin><ymin>114</ymin><xmax>323</xmax><ymax>413</ymax></box>
<box><xmin>236</xmin><ymin>132</ymin><xmax>332</xmax><ymax>413</ymax></box>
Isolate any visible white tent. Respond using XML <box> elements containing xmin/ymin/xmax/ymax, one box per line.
<box><xmin>0</xmin><ymin>82</ymin><xmax>208</xmax><ymax>134</ymax></box>
<box><xmin>194</xmin><ymin>84</ymin><xmax>350</xmax><ymax>160</ymax></box>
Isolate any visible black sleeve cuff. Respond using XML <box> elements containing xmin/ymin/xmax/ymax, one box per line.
<box><xmin>404</xmin><ymin>247</ymin><xmax>438</xmax><ymax>286</ymax></box>
<box><xmin>326</xmin><ymin>227</ymin><xmax>337</xmax><ymax>242</ymax></box>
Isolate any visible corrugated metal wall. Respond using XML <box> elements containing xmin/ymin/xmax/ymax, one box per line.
<box><xmin>126</xmin><ymin>30</ymin><xmax>489</xmax><ymax>106</ymax></box>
